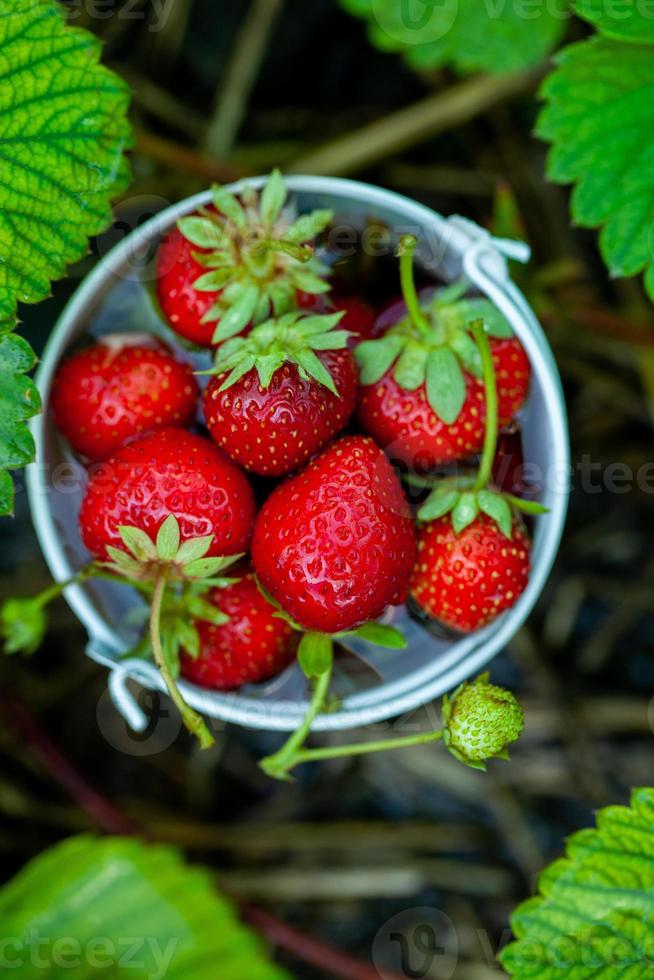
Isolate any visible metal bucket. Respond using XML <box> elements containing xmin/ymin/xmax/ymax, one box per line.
<box><xmin>27</xmin><ymin>176</ymin><xmax>569</xmax><ymax>734</ymax></box>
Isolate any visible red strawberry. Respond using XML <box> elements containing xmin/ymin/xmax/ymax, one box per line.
<box><xmin>156</xmin><ymin>171</ymin><xmax>333</xmax><ymax>348</ymax></box>
<box><xmin>252</xmin><ymin>435</ymin><xmax>417</xmax><ymax>633</ymax></box>
<box><xmin>410</xmin><ymin>514</ymin><xmax>531</xmax><ymax>633</ymax></box>
<box><xmin>355</xmin><ymin>236</ymin><xmax>530</xmax><ymax>471</ymax></box>
<box><xmin>358</xmin><ymin>335</ymin><xmax>530</xmax><ymax>471</ymax></box>
<box><xmin>180</xmin><ymin>569</ymin><xmax>298</xmax><ymax>690</ymax></box>
<box><xmin>202</xmin><ymin>310</ymin><xmax>357</xmax><ymax>477</ymax></box>
<box><xmin>297</xmin><ymin>291</ymin><xmax>377</xmax><ymax>346</ymax></box>
<box><xmin>79</xmin><ymin>428</ymin><xmax>255</xmax><ymax>561</ymax></box>
<box><xmin>156</xmin><ymin>216</ymin><xmax>221</xmax><ymax>347</ymax></box>
<box><xmin>51</xmin><ymin>336</ymin><xmax>198</xmax><ymax>462</ymax></box>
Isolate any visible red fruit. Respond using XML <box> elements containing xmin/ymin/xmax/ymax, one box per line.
<box><xmin>180</xmin><ymin>570</ymin><xmax>298</xmax><ymax>690</ymax></box>
<box><xmin>203</xmin><ymin>348</ymin><xmax>358</xmax><ymax>477</ymax></box>
<box><xmin>79</xmin><ymin>428</ymin><xmax>255</xmax><ymax>561</ymax></box>
<box><xmin>410</xmin><ymin>514</ymin><xmax>531</xmax><ymax>633</ymax></box>
<box><xmin>51</xmin><ymin>337</ymin><xmax>198</xmax><ymax>462</ymax></box>
<box><xmin>297</xmin><ymin>291</ymin><xmax>377</xmax><ymax>346</ymax></box>
<box><xmin>155</xmin><ymin>172</ymin><xmax>333</xmax><ymax>348</ymax></box>
<box><xmin>252</xmin><ymin>435</ymin><xmax>417</xmax><ymax>633</ymax></box>
<box><xmin>357</xmin><ymin>336</ymin><xmax>530</xmax><ymax>471</ymax></box>
<box><xmin>156</xmin><ymin>219</ymin><xmax>220</xmax><ymax>347</ymax></box>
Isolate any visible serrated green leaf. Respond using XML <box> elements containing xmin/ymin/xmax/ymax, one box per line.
<box><xmin>339</xmin><ymin>0</ymin><xmax>565</xmax><ymax>75</ymax></box>
<box><xmin>356</xmin><ymin>335</ymin><xmax>405</xmax><ymax>385</ymax></box>
<box><xmin>393</xmin><ymin>340</ymin><xmax>428</xmax><ymax>390</ymax></box>
<box><xmin>298</xmin><ymin>632</ymin><xmax>333</xmax><ymax>679</ymax></box>
<box><xmin>0</xmin><ymin>333</ymin><xmax>40</xmax><ymax>514</ymax></box>
<box><xmin>117</xmin><ymin>525</ymin><xmax>157</xmax><ymax>562</ymax></box>
<box><xmin>502</xmin><ymin>788</ymin><xmax>654</xmax><ymax>978</ymax></box>
<box><xmin>347</xmin><ymin>622</ymin><xmax>407</xmax><ymax>649</ymax></box>
<box><xmin>477</xmin><ymin>490</ymin><xmax>512</xmax><ymax>538</ymax></box>
<box><xmin>452</xmin><ymin>491</ymin><xmax>479</xmax><ymax>534</ymax></box>
<box><xmin>0</xmin><ymin>835</ymin><xmax>291</xmax><ymax>979</ymax></box>
<box><xmin>574</xmin><ymin>0</ymin><xmax>654</xmax><ymax>42</ymax></box>
<box><xmin>425</xmin><ymin>347</ymin><xmax>467</xmax><ymax>424</ymax></box>
<box><xmin>0</xmin><ymin>0</ymin><xmax>132</xmax><ymax>326</ymax></box>
<box><xmin>177</xmin><ymin>216</ymin><xmax>226</xmax><ymax>249</ymax></box>
<box><xmin>192</xmin><ymin>269</ymin><xmax>232</xmax><ymax>292</ymax></box>
<box><xmin>104</xmin><ymin>546</ymin><xmax>143</xmax><ymax>577</ymax></box>
<box><xmin>260</xmin><ymin>168</ymin><xmax>287</xmax><ymax>224</ymax></box>
<box><xmin>418</xmin><ymin>487</ymin><xmax>460</xmax><ymax>522</ymax></box>
<box><xmin>176</xmin><ymin>620</ymin><xmax>201</xmax><ymax>658</ymax></box>
<box><xmin>538</xmin><ymin>37</ymin><xmax>654</xmax><ymax>295</ymax></box>
<box><xmin>156</xmin><ymin>515</ymin><xmax>180</xmax><ymax>561</ymax></box>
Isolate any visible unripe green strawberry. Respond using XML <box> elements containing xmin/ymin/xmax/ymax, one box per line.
<box><xmin>441</xmin><ymin>673</ymin><xmax>524</xmax><ymax>770</ymax></box>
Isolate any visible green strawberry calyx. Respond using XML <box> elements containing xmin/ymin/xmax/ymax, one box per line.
<box><xmin>416</xmin><ymin>319</ymin><xmax>547</xmax><ymax>539</ymax></box>
<box><xmin>177</xmin><ymin>169</ymin><xmax>334</xmax><ymax>344</ymax></box>
<box><xmin>202</xmin><ymin>310</ymin><xmax>350</xmax><ymax>396</ymax></box>
<box><xmin>442</xmin><ymin>673</ymin><xmax>524</xmax><ymax>770</ymax></box>
<box><xmin>355</xmin><ymin>234</ymin><xmax>513</xmax><ymax>425</ymax></box>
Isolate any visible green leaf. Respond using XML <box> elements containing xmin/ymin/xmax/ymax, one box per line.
<box><xmin>295</xmin><ymin>348</ymin><xmax>339</xmax><ymax>395</ymax></box>
<box><xmin>501</xmin><ymin>788</ymin><xmax>654</xmax><ymax>978</ymax></box>
<box><xmin>211</xmin><ymin>183</ymin><xmax>247</xmax><ymax>229</ymax></box>
<box><xmin>451</xmin><ymin>491</ymin><xmax>479</xmax><ymax>534</ymax></box>
<box><xmin>117</xmin><ymin>526</ymin><xmax>157</xmax><ymax>562</ymax></box>
<box><xmin>347</xmin><ymin>622</ymin><xmax>407</xmax><ymax>649</ymax></box>
<box><xmin>0</xmin><ymin>333</ymin><xmax>40</xmax><ymax>515</ymax></box>
<box><xmin>574</xmin><ymin>0</ymin><xmax>654</xmax><ymax>43</ymax></box>
<box><xmin>538</xmin><ymin>37</ymin><xmax>654</xmax><ymax>295</ymax></box>
<box><xmin>285</xmin><ymin>209</ymin><xmax>334</xmax><ymax>243</ymax></box>
<box><xmin>393</xmin><ymin>341</ymin><xmax>428</xmax><ymax>390</ymax></box>
<box><xmin>356</xmin><ymin>335</ymin><xmax>405</xmax><ymax>385</ymax></box>
<box><xmin>425</xmin><ymin>347</ymin><xmax>467</xmax><ymax>424</ymax></box>
<box><xmin>260</xmin><ymin>168</ymin><xmax>287</xmax><ymax>224</ymax></box>
<box><xmin>339</xmin><ymin>0</ymin><xmax>565</xmax><ymax>75</ymax></box>
<box><xmin>183</xmin><ymin>557</ymin><xmax>235</xmax><ymax>580</ymax></box>
<box><xmin>449</xmin><ymin>330</ymin><xmax>483</xmax><ymax>378</ymax></box>
<box><xmin>418</xmin><ymin>486</ymin><xmax>460</xmax><ymax>522</ymax></box>
<box><xmin>175</xmin><ymin>535</ymin><xmax>215</xmax><ymax>565</ymax></box>
<box><xmin>156</xmin><ymin>515</ymin><xmax>181</xmax><ymax>561</ymax></box>
<box><xmin>477</xmin><ymin>490</ymin><xmax>512</xmax><ymax>539</ymax></box>
<box><xmin>1</xmin><ymin>597</ymin><xmax>47</xmax><ymax>655</ymax></box>
<box><xmin>210</xmin><ymin>285</ymin><xmax>260</xmax><ymax>341</ymax></box>
<box><xmin>298</xmin><ymin>632</ymin><xmax>333</xmax><ymax>679</ymax></box>
<box><xmin>177</xmin><ymin>216</ymin><xmax>226</xmax><ymax>249</ymax></box>
<box><xmin>0</xmin><ymin>0</ymin><xmax>132</xmax><ymax>326</ymax></box>
<box><xmin>0</xmin><ymin>835</ymin><xmax>291</xmax><ymax>979</ymax></box>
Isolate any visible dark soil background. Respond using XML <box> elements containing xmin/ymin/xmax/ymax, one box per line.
<box><xmin>2</xmin><ymin>2</ymin><xmax>654</xmax><ymax>978</ymax></box>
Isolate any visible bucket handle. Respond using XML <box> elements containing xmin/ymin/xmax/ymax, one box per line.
<box><xmin>86</xmin><ymin>639</ymin><xmax>164</xmax><ymax>733</ymax></box>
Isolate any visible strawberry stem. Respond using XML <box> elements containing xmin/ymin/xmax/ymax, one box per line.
<box><xmin>286</xmin><ymin>729</ymin><xmax>444</xmax><ymax>771</ymax></box>
<box><xmin>398</xmin><ymin>235</ymin><xmax>432</xmax><ymax>340</ymax></box>
<box><xmin>32</xmin><ymin>564</ymin><xmax>96</xmax><ymax>608</ymax></box>
<box><xmin>260</xmin><ymin>642</ymin><xmax>333</xmax><ymax>780</ymax></box>
<box><xmin>471</xmin><ymin>318</ymin><xmax>499</xmax><ymax>492</ymax></box>
<box><xmin>149</xmin><ymin>568</ymin><xmax>215</xmax><ymax>750</ymax></box>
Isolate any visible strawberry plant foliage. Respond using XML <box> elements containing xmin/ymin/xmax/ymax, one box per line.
<box><xmin>0</xmin><ymin>332</ymin><xmax>40</xmax><ymax>515</ymax></box>
<box><xmin>339</xmin><ymin>0</ymin><xmax>566</xmax><ymax>74</ymax></box>
<box><xmin>501</xmin><ymin>787</ymin><xmax>654</xmax><ymax>977</ymax></box>
<box><xmin>0</xmin><ymin>835</ymin><xmax>290</xmax><ymax>979</ymax></box>
<box><xmin>573</xmin><ymin>0</ymin><xmax>654</xmax><ymax>42</ymax></box>
<box><xmin>538</xmin><ymin>37</ymin><xmax>654</xmax><ymax>302</ymax></box>
<box><xmin>0</xmin><ymin>0</ymin><xmax>132</xmax><ymax>513</ymax></box>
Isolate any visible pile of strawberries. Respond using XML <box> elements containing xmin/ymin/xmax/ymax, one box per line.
<box><xmin>47</xmin><ymin>172</ymin><xmax>542</xmax><ymax>752</ymax></box>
